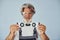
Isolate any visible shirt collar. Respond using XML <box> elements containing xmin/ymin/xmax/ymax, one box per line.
<box><xmin>23</xmin><ymin>18</ymin><xmax>32</xmax><ymax>24</ymax></box>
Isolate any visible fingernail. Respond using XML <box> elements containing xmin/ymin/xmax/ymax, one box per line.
<box><xmin>38</xmin><ymin>22</ymin><xmax>40</xmax><ymax>25</ymax></box>
<box><xmin>17</xmin><ymin>22</ymin><xmax>18</xmax><ymax>25</ymax></box>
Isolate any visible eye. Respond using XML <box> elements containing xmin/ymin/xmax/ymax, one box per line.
<box><xmin>28</xmin><ymin>12</ymin><xmax>33</xmax><ymax>14</ymax></box>
<box><xmin>23</xmin><ymin>12</ymin><xmax>33</xmax><ymax>14</ymax></box>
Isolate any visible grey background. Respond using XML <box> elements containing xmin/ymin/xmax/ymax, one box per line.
<box><xmin>0</xmin><ymin>0</ymin><xmax>60</xmax><ymax>40</ymax></box>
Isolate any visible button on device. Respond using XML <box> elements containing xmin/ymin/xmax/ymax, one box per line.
<box><xmin>20</xmin><ymin>23</ymin><xmax>24</xmax><ymax>27</ymax></box>
<box><xmin>25</xmin><ymin>24</ymin><xmax>31</xmax><ymax>26</ymax></box>
<box><xmin>32</xmin><ymin>23</ymin><xmax>36</xmax><ymax>27</ymax></box>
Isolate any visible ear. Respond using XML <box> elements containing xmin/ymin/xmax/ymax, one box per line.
<box><xmin>32</xmin><ymin>13</ymin><xmax>35</xmax><ymax>16</ymax></box>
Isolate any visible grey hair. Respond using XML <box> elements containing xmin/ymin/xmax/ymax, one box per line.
<box><xmin>21</xmin><ymin>3</ymin><xmax>35</xmax><ymax>15</ymax></box>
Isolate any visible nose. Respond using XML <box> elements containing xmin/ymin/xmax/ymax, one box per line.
<box><xmin>27</xmin><ymin>14</ymin><xmax>30</xmax><ymax>16</ymax></box>
<box><xmin>26</xmin><ymin>13</ymin><xmax>30</xmax><ymax>15</ymax></box>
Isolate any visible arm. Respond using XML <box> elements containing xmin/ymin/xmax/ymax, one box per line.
<box><xmin>38</xmin><ymin>23</ymin><xmax>49</xmax><ymax>40</ymax></box>
<box><xmin>5</xmin><ymin>32</ymin><xmax>15</xmax><ymax>40</ymax></box>
<box><xmin>40</xmin><ymin>33</ymin><xmax>49</xmax><ymax>40</ymax></box>
<box><xmin>5</xmin><ymin>24</ymin><xmax>19</xmax><ymax>40</ymax></box>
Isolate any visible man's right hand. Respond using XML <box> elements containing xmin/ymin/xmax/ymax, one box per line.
<box><xmin>10</xmin><ymin>24</ymin><xmax>19</xmax><ymax>34</ymax></box>
<box><xmin>6</xmin><ymin>24</ymin><xmax>20</xmax><ymax>40</ymax></box>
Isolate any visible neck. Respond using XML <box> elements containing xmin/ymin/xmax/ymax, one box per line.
<box><xmin>23</xmin><ymin>18</ymin><xmax>32</xmax><ymax>23</ymax></box>
<box><xmin>25</xmin><ymin>19</ymin><xmax>31</xmax><ymax>22</ymax></box>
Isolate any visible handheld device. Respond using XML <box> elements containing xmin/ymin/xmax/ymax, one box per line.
<box><xmin>19</xmin><ymin>22</ymin><xmax>38</xmax><ymax>40</ymax></box>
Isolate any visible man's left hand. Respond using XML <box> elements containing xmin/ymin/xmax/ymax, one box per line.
<box><xmin>38</xmin><ymin>23</ymin><xmax>46</xmax><ymax>34</ymax></box>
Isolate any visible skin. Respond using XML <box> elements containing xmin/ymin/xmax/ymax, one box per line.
<box><xmin>23</xmin><ymin>7</ymin><xmax>33</xmax><ymax>22</ymax></box>
<box><xmin>6</xmin><ymin>8</ymin><xmax>49</xmax><ymax>40</ymax></box>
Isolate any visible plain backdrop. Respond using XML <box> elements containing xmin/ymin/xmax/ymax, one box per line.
<box><xmin>0</xmin><ymin>0</ymin><xmax>60</xmax><ymax>40</ymax></box>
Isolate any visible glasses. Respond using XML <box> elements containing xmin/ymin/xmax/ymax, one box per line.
<box><xmin>23</xmin><ymin>12</ymin><xmax>33</xmax><ymax>14</ymax></box>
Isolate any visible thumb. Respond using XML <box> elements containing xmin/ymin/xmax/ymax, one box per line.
<box><xmin>17</xmin><ymin>22</ymin><xmax>19</xmax><ymax>25</ymax></box>
<box><xmin>16</xmin><ymin>22</ymin><xmax>20</xmax><ymax>29</ymax></box>
<box><xmin>16</xmin><ymin>22</ymin><xmax>19</xmax><ymax>28</ymax></box>
<box><xmin>38</xmin><ymin>22</ymin><xmax>40</xmax><ymax>26</ymax></box>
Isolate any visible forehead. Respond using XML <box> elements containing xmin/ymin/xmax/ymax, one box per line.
<box><xmin>24</xmin><ymin>7</ymin><xmax>32</xmax><ymax>12</ymax></box>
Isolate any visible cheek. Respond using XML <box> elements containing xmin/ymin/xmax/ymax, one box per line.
<box><xmin>23</xmin><ymin>14</ymin><xmax>29</xmax><ymax>18</ymax></box>
<box><xmin>23</xmin><ymin>14</ymin><xmax>33</xmax><ymax>18</ymax></box>
<box><xmin>24</xmin><ymin>14</ymin><xmax>32</xmax><ymax>17</ymax></box>
<box><xmin>29</xmin><ymin>14</ymin><xmax>33</xmax><ymax>17</ymax></box>
<box><xmin>24</xmin><ymin>14</ymin><xmax>28</xmax><ymax>17</ymax></box>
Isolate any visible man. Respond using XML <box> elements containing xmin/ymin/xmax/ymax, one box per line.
<box><xmin>6</xmin><ymin>3</ymin><xmax>49</xmax><ymax>40</ymax></box>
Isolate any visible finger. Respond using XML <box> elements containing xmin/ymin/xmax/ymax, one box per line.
<box><xmin>38</xmin><ymin>22</ymin><xmax>40</xmax><ymax>26</ymax></box>
<box><xmin>16</xmin><ymin>22</ymin><xmax>19</xmax><ymax>26</ymax></box>
<box><xmin>17</xmin><ymin>22</ymin><xmax>18</xmax><ymax>25</ymax></box>
<box><xmin>40</xmin><ymin>24</ymin><xmax>45</xmax><ymax>27</ymax></box>
<box><xmin>38</xmin><ymin>24</ymin><xmax>46</xmax><ymax>29</ymax></box>
<box><xmin>14</xmin><ymin>24</ymin><xmax>19</xmax><ymax>27</ymax></box>
<box><xmin>16</xmin><ymin>22</ymin><xmax>19</xmax><ymax>27</ymax></box>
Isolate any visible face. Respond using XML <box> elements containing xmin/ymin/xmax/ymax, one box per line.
<box><xmin>22</xmin><ymin>7</ymin><xmax>33</xmax><ymax>19</ymax></box>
